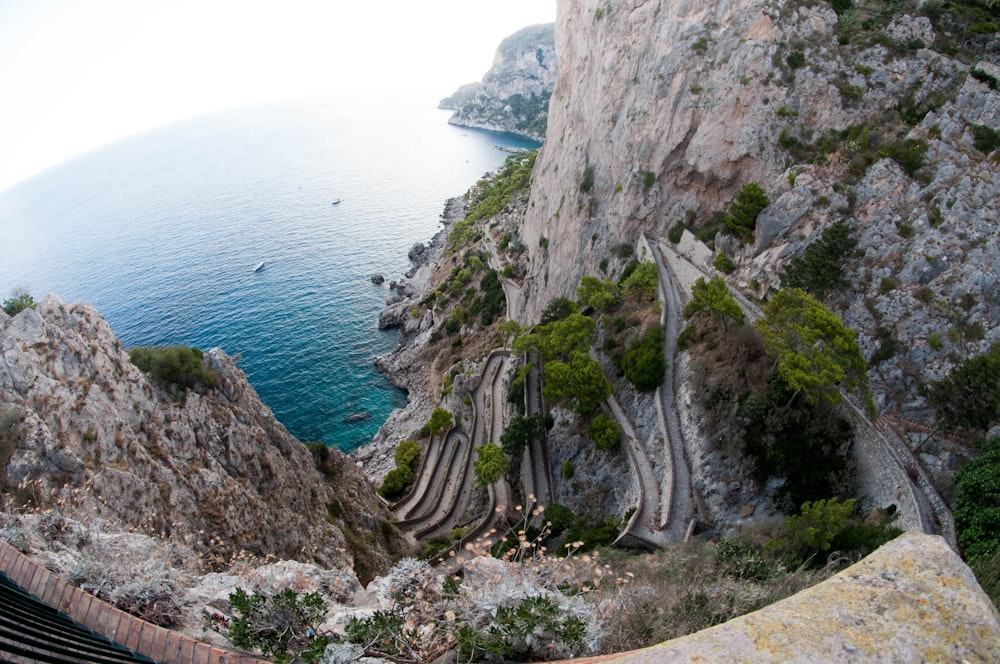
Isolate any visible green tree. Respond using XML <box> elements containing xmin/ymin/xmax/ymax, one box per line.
<box><xmin>926</xmin><ymin>342</ymin><xmax>1000</xmax><ymax>434</ymax></box>
<box><xmin>620</xmin><ymin>261</ymin><xmax>658</xmax><ymax>301</ymax></box>
<box><xmin>725</xmin><ymin>182</ymin><xmax>770</xmax><ymax>241</ymax></box>
<box><xmin>539</xmin><ymin>297</ymin><xmax>578</xmax><ymax>324</ymax></box>
<box><xmin>394</xmin><ymin>439</ymin><xmax>420</xmax><ymax>471</ymax></box>
<box><xmin>515</xmin><ymin>313</ymin><xmax>596</xmax><ymax>362</ymax></box>
<box><xmin>683</xmin><ymin>276</ymin><xmax>745</xmax><ymax>332</ymax></box>
<box><xmin>2</xmin><ymin>291</ymin><xmax>35</xmax><ymax>316</ymax></box>
<box><xmin>379</xmin><ymin>465</ymin><xmax>415</xmax><ymax>500</ymax></box>
<box><xmin>955</xmin><ymin>437</ymin><xmax>1000</xmax><ymax>559</ymax></box>
<box><xmin>780</xmin><ymin>220</ymin><xmax>857</xmax><ymax>300</ymax></box>
<box><xmin>474</xmin><ymin>443</ymin><xmax>507</xmax><ymax>486</ymax></box>
<box><xmin>500</xmin><ymin>413</ymin><xmax>545</xmax><ymax>457</ymax></box>
<box><xmin>577</xmin><ymin>276</ymin><xmax>620</xmax><ymax>313</ymax></box>
<box><xmin>784</xmin><ymin>498</ymin><xmax>856</xmax><ymax>552</ymax></box>
<box><xmin>427</xmin><ymin>407</ymin><xmax>454</xmax><ymax>437</ymax></box>
<box><xmin>587</xmin><ymin>413</ymin><xmax>621</xmax><ymax>451</ymax></box>
<box><xmin>755</xmin><ymin>288</ymin><xmax>869</xmax><ymax>408</ymax></box>
<box><xmin>543</xmin><ymin>351</ymin><xmax>613</xmax><ymax>414</ymax></box>
<box><xmin>620</xmin><ymin>325</ymin><xmax>666</xmax><ymax>392</ymax></box>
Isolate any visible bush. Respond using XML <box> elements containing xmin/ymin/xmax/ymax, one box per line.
<box><xmin>780</xmin><ymin>219</ymin><xmax>857</xmax><ymax>300</ymax></box>
<box><xmin>474</xmin><ymin>443</ymin><xmax>506</xmax><ymax>486</ymax></box>
<box><xmin>379</xmin><ymin>465</ymin><xmax>415</xmax><ymax>501</ymax></box>
<box><xmin>395</xmin><ymin>439</ymin><xmax>420</xmax><ymax>470</ymax></box>
<box><xmin>880</xmin><ymin>139</ymin><xmax>928</xmax><ymax>177</ymax></box>
<box><xmin>724</xmin><ymin>183</ymin><xmax>769</xmax><ymax>241</ymax></box>
<box><xmin>580</xmin><ymin>165</ymin><xmax>595</xmax><ymax>193</ymax></box>
<box><xmin>926</xmin><ymin>342</ymin><xmax>1000</xmax><ymax>433</ymax></box>
<box><xmin>643</xmin><ymin>171</ymin><xmax>656</xmax><ymax>189</ymax></box>
<box><xmin>668</xmin><ymin>222</ymin><xmax>685</xmax><ymax>244</ymax></box>
<box><xmin>972</xmin><ymin>124</ymin><xmax>1000</xmax><ymax>154</ymax></box>
<box><xmin>540</xmin><ymin>297</ymin><xmax>578</xmax><ymax>324</ymax></box>
<box><xmin>621</xmin><ymin>326</ymin><xmax>666</xmax><ymax>392</ymax></box>
<box><xmin>543</xmin><ymin>504</ymin><xmax>575</xmax><ymax>536</ymax></box>
<box><xmin>620</xmin><ymin>261</ymin><xmax>658</xmax><ymax>300</ymax></box>
<box><xmin>128</xmin><ymin>345</ymin><xmax>218</xmax><ymax>393</ymax></box>
<box><xmin>587</xmin><ymin>414</ymin><xmax>621</xmax><ymax>452</ymax></box>
<box><xmin>2</xmin><ymin>291</ymin><xmax>35</xmax><ymax>316</ymax></box>
<box><xmin>427</xmin><ymin>407</ymin><xmax>454</xmax><ymax>436</ymax></box>
<box><xmin>712</xmin><ymin>253</ymin><xmax>736</xmax><ymax>274</ymax></box>
<box><xmin>954</xmin><ymin>437</ymin><xmax>1000</xmax><ymax>559</ymax></box>
<box><xmin>228</xmin><ymin>588</ymin><xmax>330</xmax><ymax>662</ymax></box>
<box><xmin>577</xmin><ymin>276</ymin><xmax>620</xmax><ymax>312</ymax></box>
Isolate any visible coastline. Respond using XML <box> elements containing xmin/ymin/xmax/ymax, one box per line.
<box><xmin>350</xmin><ymin>196</ymin><xmax>467</xmax><ymax>481</ymax></box>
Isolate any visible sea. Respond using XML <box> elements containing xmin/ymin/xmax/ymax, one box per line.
<box><xmin>0</xmin><ymin>96</ymin><xmax>538</xmax><ymax>451</ymax></box>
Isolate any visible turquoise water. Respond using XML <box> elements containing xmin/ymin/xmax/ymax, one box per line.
<box><xmin>0</xmin><ymin>97</ymin><xmax>537</xmax><ymax>450</ymax></box>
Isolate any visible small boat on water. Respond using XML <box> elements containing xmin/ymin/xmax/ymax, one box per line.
<box><xmin>331</xmin><ymin>199</ymin><xmax>342</xmax><ymax>206</ymax></box>
<box><xmin>253</xmin><ymin>261</ymin><xmax>265</xmax><ymax>272</ymax></box>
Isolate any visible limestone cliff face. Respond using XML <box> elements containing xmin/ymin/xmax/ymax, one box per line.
<box><xmin>0</xmin><ymin>295</ymin><xmax>395</xmax><ymax>573</ymax></box>
<box><xmin>519</xmin><ymin>0</ymin><xmax>999</xmax><ymax>419</ymax></box>
<box><xmin>445</xmin><ymin>23</ymin><xmax>557</xmax><ymax>141</ymax></box>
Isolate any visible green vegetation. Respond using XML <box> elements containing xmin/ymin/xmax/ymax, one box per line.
<box><xmin>128</xmin><ymin>345</ymin><xmax>218</xmax><ymax>393</ymax></box>
<box><xmin>712</xmin><ymin>252</ymin><xmax>736</xmax><ymax>274</ymax></box>
<box><xmin>780</xmin><ymin>220</ymin><xmax>858</xmax><ymax>300</ymax></box>
<box><xmin>643</xmin><ymin>170</ymin><xmax>656</xmax><ymax>189</ymax></box>
<box><xmin>620</xmin><ymin>325</ymin><xmax>666</xmax><ymax>392</ymax></box>
<box><xmin>474</xmin><ymin>443</ymin><xmax>507</xmax><ymax>486</ymax></box>
<box><xmin>972</xmin><ymin>124</ymin><xmax>1000</xmax><ymax>154</ymax></box>
<box><xmin>724</xmin><ymin>182</ymin><xmax>770</xmax><ymax>242</ymax></box>
<box><xmin>539</xmin><ymin>297</ymin><xmax>578</xmax><ymax>324</ymax></box>
<box><xmin>448</xmin><ymin>150</ymin><xmax>537</xmax><ymax>250</ymax></box>
<box><xmin>2</xmin><ymin>291</ymin><xmax>35</xmax><ymax>316</ymax></box>
<box><xmin>379</xmin><ymin>439</ymin><xmax>421</xmax><ymax>501</ymax></box>
<box><xmin>926</xmin><ymin>341</ymin><xmax>1000</xmax><ymax>434</ymax></box>
<box><xmin>515</xmin><ymin>313</ymin><xmax>596</xmax><ymax>362</ymax></box>
<box><xmin>579</xmin><ymin>165</ymin><xmax>595</xmax><ymax>193</ymax></box>
<box><xmin>427</xmin><ymin>407</ymin><xmax>454</xmax><ymax>437</ymax></box>
<box><xmin>683</xmin><ymin>276</ymin><xmax>745</xmax><ymax>332</ymax></box>
<box><xmin>620</xmin><ymin>261</ymin><xmax>658</xmax><ymax>301</ymax></box>
<box><xmin>784</xmin><ymin>498</ymin><xmax>856</xmax><ymax>553</ymax></box>
<box><xmin>577</xmin><ymin>276</ymin><xmax>620</xmax><ymax>312</ymax></box>
<box><xmin>543</xmin><ymin>351</ymin><xmax>613</xmax><ymax>415</ymax></box>
<box><xmin>955</xmin><ymin>437</ymin><xmax>1000</xmax><ymax>560</ymax></box>
<box><xmin>587</xmin><ymin>413</ymin><xmax>621</xmax><ymax>451</ymax></box>
<box><xmin>500</xmin><ymin>413</ymin><xmax>545</xmax><ymax>457</ymax></box>
<box><xmin>755</xmin><ymin>288</ymin><xmax>869</xmax><ymax>408</ymax></box>
<box><xmin>227</xmin><ymin>588</ymin><xmax>329</xmax><ymax>663</ymax></box>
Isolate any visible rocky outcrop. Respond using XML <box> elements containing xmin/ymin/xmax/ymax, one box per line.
<box><xmin>0</xmin><ymin>295</ymin><xmax>395</xmax><ymax>573</ymax></box>
<box><xmin>444</xmin><ymin>23</ymin><xmax>557</xmax><ymax>141</ymax></box>
<box><xmin>568</xmin><ymin>533</ymin><xmax>1000</xmax><ymax>663</ymax></box>
<box><xmin>517</xmin><ymin>1</ymin><xmax>999</xmax><ymax>423</ymax></box>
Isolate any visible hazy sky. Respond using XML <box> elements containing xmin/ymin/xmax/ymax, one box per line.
<box><xmin>0</xmin><ymin>0</ymin><xmax>556</xmax><ymax>192</ymax></box>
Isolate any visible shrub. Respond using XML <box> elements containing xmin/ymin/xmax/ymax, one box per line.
<box><xmin>500</xmin><ymin>414</ymin><xmax>545</xmax><ymax>457</ymax></box>
<box><xmin>128</xmin><ymin>345</ymin><xmax>218</xmax><ymax>393</ymax></box>
<box><xmin>543</xmin><ymin>504</ymin><xmax>576</xmax><ymax>536</ymax></box>
<box><xmin>474</xmin><ymin>443</ymin><xmax>507</xmax><ymax>486</ymax></box>
<box><xmin>954</xmin><ymin>439</ymin><xmax>1000</xmax><ymax>560</ymax></box>
<box><xmin>395</xmin><ymin>439</ymin><xmax>420</xmax><ymax>470</ymax></box>
<box><xmin>880</xmin><ymin>139</ymin><xmax>928</xmax><ymax>177</ymax></box>
<box><xmin>620</xmin><ymin>261</ymin><xmax>658</xmax><ymax>300</ymax></box>
<box><xmin>643</xmin><ymin>171</ymin><xmax>656</xmax><ymax>189</ymax></box>
<box><xmin>780</xmin><ymin>219</ymin><xmax>857</xmax><ymax>299</ymax></box>
<box><xmin>784</xmin><ymin>498</ymin><xmax>856</xmax><ymax>555</ymax></box>
<box><xmin>580</xmin><ymin>165</ymin><xmax>595</xmax><ymax>193</ymax></box>
<box><xmin>786</xmin><ymin>51</ymin><xmax>806</xmax><ymax>69</ymax></box>
<box><xmin>621</xmin><ymin>325</ymin><xmax>666</xmax><ymax>392</ymax></box>
<box><xmin>927</xmin><ymin>342</ymin><xmax>1000</xmax><ymax>433</ymax></box>
<box><xmin>972</xmin><ymin>124</ymin><xmax>1000</xmax><ymax>154</ymax></box>
<box><xmin>577</xmin><ymin>276</ymin><xmax>620</xmax><ymax>312</ymax></box>
<box><xmin>712</xmin><ymin>253</ymin><xmax>736</xmax><ymax>274</ymax></box>
<box><xmin>587</xmin><ymin>414</ymin><xmax>622</xmax><ymax>452</ymax></box>
<box><xmin>379</xmin><ymin>465</ymin><xmax>415</xmax><ymax>501</ymax></box>
<box><xmin>540</xmin><ymin>297</ymin><xmax>578</xmax><ymax>324</ymax></box>
<box><xmin>724</xmin><ymin>183</ymin><xmax>770</xmax><ymax>242</ymax></box>
<box><xmin>228</xmin><ymin>588</ymin><xmax>330</xmax><ymax>662</ymax></box>
<box><xmin>668</xmin><ymin>222</ymin><xmax>685</xmax><ymax>244</ymax></box>
<box><xmin>2</xmin><ymin>291</ymin><xmax>35</xmax><ymax>316</ymax></box>
<box><xmin>427</xmin><ymin>407</ymin><xmax>454</xmax><ymax>436</ymax></box>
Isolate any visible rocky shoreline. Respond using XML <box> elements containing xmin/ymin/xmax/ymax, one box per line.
<box><xmin>351</xmin><ymin>196</ymin><xmax>466</xmax><ymax>482</ymax></box>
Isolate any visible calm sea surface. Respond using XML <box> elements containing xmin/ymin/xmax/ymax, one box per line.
<box><xmin>0</xmin><ymin>97</ymin><xmax>536</xmax><ymax>451</ymax></box>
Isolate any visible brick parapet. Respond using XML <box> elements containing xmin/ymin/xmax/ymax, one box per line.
<box><xmin>0</xmin><ymin>540</ymin><xmax>269</xmax><ymax>664</ymax></box>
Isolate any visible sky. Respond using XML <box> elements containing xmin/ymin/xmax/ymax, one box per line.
<box><xmin>0</xmin><ymin>0</ymin><xmax>556</xmax><ymax>192</ymax></box>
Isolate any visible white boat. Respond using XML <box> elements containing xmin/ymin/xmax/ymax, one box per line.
<box><xmin>331</xmin><ymin>199</ymin><xmax>342</xmax><ymax>206</ymax></box>
<box><xmin>253</xmin><ymin>261</ymin><xmax>265</xmax><ymax>272</ymax></box>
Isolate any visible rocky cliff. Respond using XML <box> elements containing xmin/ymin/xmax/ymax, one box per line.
<box><xmin>518</xmin><ymin>0</ymin><xmax>999</xmax><ymax>422</ymax></box>
<box><xmin>0</xmin><ymin>295</ymin><xmax>396</xmax><ymax>576</ymax></box>
<box><xmin>443</xmin><ymin>23</ymin><xmax>557</xmax><ymax>141</ymax></box>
